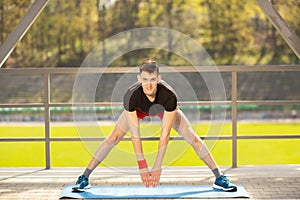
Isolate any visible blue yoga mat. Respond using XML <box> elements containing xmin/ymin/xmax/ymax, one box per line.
<box><xmin>60</xmin><ymin>185</ymin><xmax>249</xmax><ymax>199</ymax></box>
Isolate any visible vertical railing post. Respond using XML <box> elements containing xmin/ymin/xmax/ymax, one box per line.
<box><xmin>44</xmin><ymin>73</ymin><xmax>51</xmax><ymax>169</ymax></box>
<box><xmin>231</xmin><ymin>71</ymin><xmax>238</xmax><ymax>168</ymax></box>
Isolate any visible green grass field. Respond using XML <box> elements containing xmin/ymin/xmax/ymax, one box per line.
<box><xmin>0</xmin><ymin>123</ymin><xmax>299</xmax><ymax>167</ymax></box>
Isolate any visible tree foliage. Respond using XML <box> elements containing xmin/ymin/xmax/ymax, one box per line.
<box><xmin>0</xmin><ymin>0</ymin><xmax>299</xmax><ymax>68</ymax></box>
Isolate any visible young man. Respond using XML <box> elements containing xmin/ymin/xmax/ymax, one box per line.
<box><xmin>72</xmin><ymin>59</ymin><xmax>237</xmax><ymax>192</ymax></box>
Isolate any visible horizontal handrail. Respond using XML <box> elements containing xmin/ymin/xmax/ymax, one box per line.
<box><xmin>1</xmin><ymin>65</ymin><xmax>300</xmax><ymax>74</ymax></box>
<box><xmin>1</xmin><ymin>100</ymin><xmax>300</xmax><ymax>108</ymax></box>
<box><xmin>237</xmin><ymin>100</ymin><xmax>300</xmax><ymax>105</ymax></box>
<box><xmin>1</xmin><ymin>135</ymin><xmax>299</xmax><ymax>143</ymax></box>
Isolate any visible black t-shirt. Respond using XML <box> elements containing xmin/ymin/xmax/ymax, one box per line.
<box><xmin>123</xmin><ymin>80</ymin><xmax>177</xmax><ymax>115</ymax></box>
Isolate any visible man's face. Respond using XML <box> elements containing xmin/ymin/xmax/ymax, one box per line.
<box><xmin>138</xmin><ymin>71</ymin><xmax>161</xmax><ymax>97</ymax></box>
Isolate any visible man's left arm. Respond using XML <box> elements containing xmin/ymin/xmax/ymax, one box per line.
<box><xmin>151</xmin><ymin>110</ymin><xmax>176</xmax><ymax>187</ymax></box>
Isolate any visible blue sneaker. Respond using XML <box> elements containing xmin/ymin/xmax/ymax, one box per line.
<box><xmin>213</xmin><ymin>174</ymin><xmax>237</xmax><ymax>192</ymax></box>
<box><xmin>72</xmin><ymin>175</ymin><xmax>91</xmax><ymax>192</ymax></box>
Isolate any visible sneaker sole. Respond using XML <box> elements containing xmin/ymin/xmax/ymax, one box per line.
<box><xmin>213</xmin><ymin>184</ymin><xmax>237</xmax><ymax>192</ymax></box>
<box><xmin>72</xmin><ymin>184</ymin><xmax>91</xmax><ymax>192</ymax></box>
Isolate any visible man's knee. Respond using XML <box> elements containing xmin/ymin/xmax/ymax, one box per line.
<box><xmin>107</xmin><ymin>128</ymin><xmax>124</xmax><ymax>145</ymax></box>
<box><xmin>192</xmin><ymin>137</ymin><xmax>210</xmax><ymax>159</ymax></box>
<box><xmin>107</xmin><ymin>135</ymin><xmax>119</xmax><ymax>144</ymax></box>
<box><xmin>192</xmin><ymin>136</ymin><xmax>202</xmax><ymax>147</ymax></box>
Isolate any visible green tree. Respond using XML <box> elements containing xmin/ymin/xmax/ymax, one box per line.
<box><xmin>1</xmin><ymin>0</ymin><xmax>299</xmax><ymax>68</ymax></box>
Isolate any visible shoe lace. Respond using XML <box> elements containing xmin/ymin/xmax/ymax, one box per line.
<box><xmin>76</xmin><ymin>175</ymin><xmax>84</xmax><ymax>184</ymax></box>
<box><xmin>221</xmin><ymin>175</ymin><xmax>230</xmax><ymax>184</ymax></box>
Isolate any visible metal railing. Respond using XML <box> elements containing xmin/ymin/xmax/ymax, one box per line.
<box><xmin>1</xmin><ymin>65</ymin><xmax>300</xmax><ymax>169</ymax></box>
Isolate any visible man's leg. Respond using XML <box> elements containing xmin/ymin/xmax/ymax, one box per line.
<box><xmin>172</xmin><ymin>109</ymin><xmax>220</xmax><ymax>176</ymax></box>
<box><xmin>84</xmin><ymin>111</ymin><xmax>129</xmax><ymax>176</ymax></box>
<box><xmin>172</xmin><ymin>109</ymin><xmax>237</xmax><ymax>192</ymax></box>
<box><xmin>73</xmin><ymin>111</ymin><xmax>128</xmax><ymax>191</ymax></box>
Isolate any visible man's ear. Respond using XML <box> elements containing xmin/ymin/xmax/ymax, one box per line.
<box><xmin>137</xmin><ymin>75</ymin><xmax>141</xmax><ymax>83</ymax></box>
<box><xmin>158</xmin><ymin>75</ymin><xmax>162</xmax><ymax>82</ymax></box>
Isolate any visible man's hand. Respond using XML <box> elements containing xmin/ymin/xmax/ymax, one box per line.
<box><xmin>139</xmin><ymin>168</ymin><xmax>152</xmax><ymax>187</ymax></box>
<box><xmin>150</xmin><ymin>167</ymin><xmax>162</xmax><ymax>187</ymax></box>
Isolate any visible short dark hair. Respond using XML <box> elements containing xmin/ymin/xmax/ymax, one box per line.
<box><xmin>139</xmin><ymin>59</ymin><xmax>159</xmax><ymax>74</ymax></box>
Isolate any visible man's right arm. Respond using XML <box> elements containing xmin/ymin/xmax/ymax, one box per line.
<box><xmin>125</xmin><ymin>110</ymin><xmax>151</xmax><ymax>187</ymax></box>
<box><xmin>126</xmin><ymin>110</ymin><xmax>144</xmax><ymax>160</ymax></box>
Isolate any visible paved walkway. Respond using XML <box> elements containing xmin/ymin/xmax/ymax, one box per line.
<box><xmin>0</xmin><ymin>165</ymin><xmax>299</xmax><ymax>199</ymax></box>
